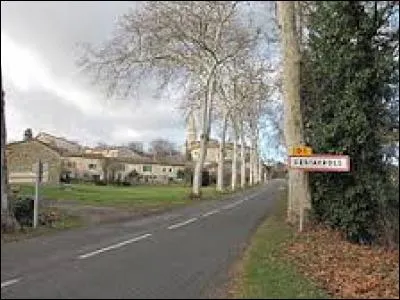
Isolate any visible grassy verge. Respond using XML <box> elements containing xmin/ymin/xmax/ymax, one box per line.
<box><xmin>4</xmin><ymin>183</ymin><xmax>261</xmax><ymax>243</ymax></box>
<box><xmin>1</xmin><ymin>210</ymin><xmax>84</xmax><ymax>244</ymax></box>
<box><xmin>230</xmin><ymin>189</ymin><xmax>328</xmax><ymax>299</ymax></box>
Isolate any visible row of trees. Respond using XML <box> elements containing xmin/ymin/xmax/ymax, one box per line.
<box><xmin>79</xmin><ymin>1</ymin><xmax>277</xmax><ymax>195</ymax></box>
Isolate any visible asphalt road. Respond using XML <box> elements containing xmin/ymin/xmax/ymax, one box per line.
<box><xmin>1</xmin><ymin>179</ymin><xmax>286</xmax><ymax>299</ymax></box>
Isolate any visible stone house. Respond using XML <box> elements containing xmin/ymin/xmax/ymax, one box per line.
<box><xmin>62</xmin><ymin>153</ymin><xmax>105</xmax><ymax>181</ymax></box>
<box><xmin>7</xmin><ymin>136</ymin><xmax>186</xmax><ymax>185</ymax></box>
<box><xmin>6</xmin><ymin>139</ymin><xmax>63</xmax><ymax>184</ymax></box>
<box><xmin>105</xmin><ymin>157</ymin><xmax>186</xmax><ymax>184</ymax></box>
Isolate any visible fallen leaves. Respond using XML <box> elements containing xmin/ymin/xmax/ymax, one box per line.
<box><xmin>283</xmin><ymin>226</ymin><xmax>399</xmax><ymax>299</ymax></box>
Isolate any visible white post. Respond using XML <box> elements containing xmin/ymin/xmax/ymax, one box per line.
<box><xmin>33</xmin><ymin>160</ymin><xmax>40</xmax><ymax>228</ymax></box>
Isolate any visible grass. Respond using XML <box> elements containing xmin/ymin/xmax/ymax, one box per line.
<box><xmin>1</xmin><ymin>211</ymin><xmax>84</xmax><ymax>244</ymax></box>
<box><xmin>12</xmin><ymin>183</ymin><xmax>239</xmax><ymax>209</ymax></box>
<box><xmin>4</xmin><ymin>183</ymin><xmax>257</xmax><ymax>243</ymax></box>
<box><xmin>231</xmin><ymin>189</ymin><xmax>329</xmax><ymax>299</ymax></box>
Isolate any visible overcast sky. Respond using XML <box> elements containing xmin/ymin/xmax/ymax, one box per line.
<box><xmin>1</xmin><ymin>1</ymin><xmax>187</xmax><ymax>148</ymax></box>
<box><xmin>1</xmin><ymin>1</ymin><xmax>284</xmax><ymax>160</ymax></box>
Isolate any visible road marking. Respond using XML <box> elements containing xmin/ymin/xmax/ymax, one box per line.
<box><xmin>223</xmin><ymin>200</ymin><xmax>243</xmax><ymax>210</ymax></box>
<box><xmin>167</xmin><ymin>217</ymin><xmax>198</xmax><ymax>230</ymax></box>
<box><xmin>202</xmin><ymin>209</ymin><xmax>220</xmax><ymax>218</ymax></box>
<box><xmin>78</xmin><ymin>233</ymin><xmax>152</xmax><ymax>259</ymax></box>
<box><xmin>1</xmin><ymin>278</ymin><xmax>21</xmax><ymax>289</ymax></box>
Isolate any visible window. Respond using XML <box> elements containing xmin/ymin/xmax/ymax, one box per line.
<box><xmin>169</xmin><ymin>168</ymin><xmax>172</xmax><ymax>172</ymax></box>
<box><xmin>88</xmin><ymin>163</ymin><xmax>96</xmax><ymax>169</ymax></box>
<box><xmin>143</xmin><ymin>165</ymin><xmax>152</xmax><ymax>172</ymax></box>
<box><xmin>67</xmin><ymin>161</ymin><xmax>76</xmax><ymax>168</ymax></box>
<box><xmin>162</xmin><ymin>168</ymin><xmax>166</xmax><ymax>172</ymax></box>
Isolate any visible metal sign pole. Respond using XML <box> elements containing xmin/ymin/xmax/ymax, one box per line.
<box><xmin>33</xmin><ymin>159</ymin><xmax>41</xmax><ymax>228</ymax></box>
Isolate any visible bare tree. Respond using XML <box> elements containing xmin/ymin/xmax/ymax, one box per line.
<box><xmin>23</xmin><ymin>128</ymin><xmax>33</xmax><ymax>141</ymax></box>
<box><xmin>127</xmin><ymin>141</ymin><xmax>144</xmax><ymax>153</ymax></box>
<box><xmin>149</xmin><ymin>138</ymin><xmax>178</xmax><ymax>159</ymax></box>
<box><xmin>277</xmin><ymin>1</ymin><xmax>311</xmax><ymax>231</ymax></box>
<box><xmin>78</xmin><ymin>1</ymin><xmax>259</xmax><ymax>196</ymax></box>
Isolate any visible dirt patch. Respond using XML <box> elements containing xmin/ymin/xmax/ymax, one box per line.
<box><xmin>42</xmin><ymin>199</ymin><xmax>178</xmax><ymax>226</ymax></box>
<box><xmin>283</xmin><ymin>227</ymin><xmax>399</xmax><ymax>299</ymax></box>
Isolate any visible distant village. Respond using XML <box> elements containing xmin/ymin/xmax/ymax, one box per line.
<box><xmin>6</xmin><ymin>115</ymin><xmax>285</xmax><ymax>186</ymax></box>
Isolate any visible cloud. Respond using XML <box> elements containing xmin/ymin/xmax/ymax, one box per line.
<box><xmin>1</xmin><ymin>1</ymin><xmax>186</xmax><ymax>148</ymax></box>
<box><xmin>1</xmin><ymin>1</ymin><xmax>282</xmax><ymax>159</ymax></box>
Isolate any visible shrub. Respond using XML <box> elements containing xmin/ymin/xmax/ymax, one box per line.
<box><xmin>39</xmin><ymin>209</ymin><xmax>62</xmax><ymax>227</ymax></box>
<box><xmin>189</xmin><ymin>191</ymin><xmax>202</xmax><ymax>200</ymax></box>
<box><xmin>12</xmin><ymin>196</ymin><xmax>34</xmax><ymax>228</ymax></box>
<box><xmin>95</xmin><ymin>180</ymin><xmax>107</xmax><ymax>186</ymax></box>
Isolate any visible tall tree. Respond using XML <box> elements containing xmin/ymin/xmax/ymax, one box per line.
<box><xmin>78</xmin><ymin>1</ymin><xmax>259</xmax><ymax>196</ymax></box>
<box><xmin>23</xmin><ymin>128</ymin><xmax>33</xmax><ymax>141</ymax></box>
<box><xmin>1</xmin><ymin>68</ymin><xmax>18</xmax><ymax>232</ymax></box>
<box><xmin>149</xmin><ymin>138</ymin><xmax>178</xmax><ymax>158</ymax></box>
<box><xmin>1</xmin><ymin>68</ymin><xmax>7</xmax><ymax>215</ymax></box>
<box><xmin>302</xmin><ymin>1</ymin><xmax>399</xmax><ymax>244</ymax></box>
<box><xmin>277</xmin><ymin>1</ymin><xmax>311</xmax><ymax>231</ymax></box>
<box><xmin>127</xmin><ymin>141</ymin><xmax>144</xmax><ymax>153</ymax></box>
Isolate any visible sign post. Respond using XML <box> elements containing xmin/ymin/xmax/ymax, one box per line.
<box><xmin>33</xmin><ymin>160</ymin><xmax>43</xmax><ymax>229</ymax></box>
<box><xmin>287</xmin><ymin>146</ymin><xmax>350</xmax><ymax>233</ymax></box>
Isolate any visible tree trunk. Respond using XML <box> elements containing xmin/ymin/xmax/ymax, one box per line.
<box><xmin>277</xmin><ymin>1</ymin><xmax>311</xmax><ymax>229</ymax></box>
<box><xmin>1</xmin><ymin>69</ymin><xmax>19</xmax><ymax>233</ymax></box>
<box><xmin>217</xmin><ymin>113</ymin><xmax>228</xmax><ymax>192</ymax></box>
<box><xmin>249</xmin><ymin>143</ymin><xmax>253</xmax><ymax>186</ymax></box>
<box><xmin>193</xmin><ymin>70</ymin><xmax>215</xmax><ymax>196</ymax></box>
<box><xmin>231</xmin><ymin>125</ymin><xmax>238</xmax><ymax>191</ymax></box>
<box><xmin>253</xmin><ymin>140</ymin><xmax>259</xmax><ymax>184</ymax></box>
<box><xmin>258</xmin><ymin>154</ymin><xmax>263</xmax><ymax>183</ymax></box>
<box><xmin>240</xmin><ymin>123</ymin><xmax>246</xmax><ymax>189</ymax></box>
<box><xmin>1</xmin><ymin>69</ymin><xmax>8</xmax><ymax>214</ymax></box>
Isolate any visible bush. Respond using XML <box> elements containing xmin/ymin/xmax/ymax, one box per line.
<box><xmin>189</xmin><ymin>191</ymin><xmax>202</xmax><ymax>200</ymax></box>
<box><xmin>121</xmin><ymin>181</ymin><xmax>131</xmax><ymax>186</ymax></box>
<box><xmin>95</xmin><ymin>180</ymin><xmax>107</xmax><ymax>186</ymax></box>
<box><xmin>12</xmin><ymin>196</ymin><xmax>34</xmax><ymax>228</ymax></box>
<box><xmin>39</xmin><ymin>209</ymin><xmax>62</xmax><ymax>227</ymax></box>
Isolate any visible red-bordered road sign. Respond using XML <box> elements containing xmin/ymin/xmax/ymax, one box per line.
<box><xmin>288</xmin><ymin>155</ymin><xmax>350</xmax><ymax>172</ymax></box>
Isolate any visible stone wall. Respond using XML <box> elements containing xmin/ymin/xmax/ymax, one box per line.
<box><xmin>6</xmin><ymin>140</ymin><xmax>62</xmax><ymax>184</ymax></box>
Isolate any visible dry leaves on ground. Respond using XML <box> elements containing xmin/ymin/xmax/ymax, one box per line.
<box><xmin>283</xmin><ymin>227</ymin><xmax>399</xmax><ymax>299</ymax></box>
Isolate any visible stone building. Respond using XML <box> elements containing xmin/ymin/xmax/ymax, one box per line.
<box><xmin>6</xmin><ymin>139</ymin><xmax>63</xmax><ymax>184</ymax></box>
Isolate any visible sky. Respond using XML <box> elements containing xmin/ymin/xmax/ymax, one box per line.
<box><xmin>1</xmin><ymin>1</ymin><xmax>284</xmax><ymax>160</ymax></box>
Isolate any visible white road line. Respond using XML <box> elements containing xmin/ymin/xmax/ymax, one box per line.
<box><xmin>167</xmin><ymin>217</ymin><xmax>198</xmax><ymax>230</ymax></box>
<box><xmin>223</xmin><ymin>200</ymin><xmax>243</xmax><ymax>210</ymax></box>
<box><xmin>78</xmin><ymin>233</ymin><xmax>152</xmax><ymax>259</ymax></box>
<box><xmin>202</xmin><ymin>209</ymin><xmax>220</xmax><ymax>218</ymax></box>
<box><xmin>1</xmin><ymin>278</ymin><xmax>21</xmax><ymax>289</ymax></box>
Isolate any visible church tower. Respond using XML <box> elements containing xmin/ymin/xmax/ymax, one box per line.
<box><xmin>185</xmin><ymin>111</ymin><xmax>197</xmax><ymax>158</ymax></box>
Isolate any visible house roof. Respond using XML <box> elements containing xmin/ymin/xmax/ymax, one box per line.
<box><xmin>6</xmin><ymin>138</ymin><xmax>64</xmax><ymax>156</ymax></box>
<box><xmin>36</xmin><ymin>132</ymin><xmax>82</xmax><ymax>147</ymax></box>
<box><xmin>63</xmin><ymin>153</ymin><xmax>105</xmax><ymax>159</ymax></box>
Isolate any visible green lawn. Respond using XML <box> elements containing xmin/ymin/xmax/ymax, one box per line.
<box><xmin>12</xmin><ymin>183</ymin><xmax>233</xmax><ymax>209</ymax></box>
<box><xmin>232</xmin><ymin>189</ymin><xmax>329</xmax><ymax>299</ymax></box>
